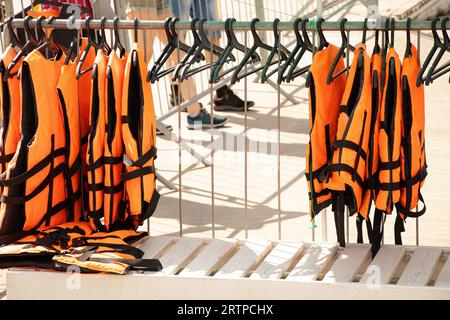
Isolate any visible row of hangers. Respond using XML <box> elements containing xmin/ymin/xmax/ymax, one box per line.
<box><xmin>1</xmin><ymin>16</ymin><xmax>449</xmax><ymax>86</ymax></box>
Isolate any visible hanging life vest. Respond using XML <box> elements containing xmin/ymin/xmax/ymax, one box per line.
<box><xmin>359</xmin><ymin>50</ymin><xmax>383</xmax><ymax>219</ymax></box>
<box><xmin>325</xmin><ymin>44</ymin><xmax>373</xmax><ymax>217</ymax></box>
<box><xmin>0</xmin><ymin>46</ymin><xmax>22</xmax><ymax>182</ymax></box>
<box><xmin>53</xmin><ymin>229</ymin><xmax>162</xmax><ymax>274</ymax></box>
<box><xmin>78</xmin><ymin>38</ymin><xmax>97</xmax><ymax>212</ymax></box>
<box><xmin>57</xmin><ymin>59</ymin><xmax>83</xmax><ymax>223</ymax></box>
<box><xmin>122</xmin><ymin>43</ymin><xmax>160</xmax><ymax>228</ymax></box>
<box><xmin>104</xmin><ymin>50</ymin><xmax>127</xmax><ymax>230</ymax></box>
<box><xmin>305</xmin><ymin>44</ymin><xmax>346</xmax><ymax>219</ymax></box>
<box><xmin>0</xmin><ymin>50</ymin><xmax>67</xmax><ymax>245</ymax></box>
<box><xmin>0</xmin><ymin>221</ymin><xmax>92</xmax><ymax>269</ymax></box>
<box><xmin>86</xmin><ymin>50</ymin><xmax>108</xmax><ymax>230</ymax></box>
<box><xmin>394</xmin><ymin>44</ymin><xmax>427</xmax><ymax>244</ymax></box>
<box><xmin>375</xmin><ymin>47</ymin><xmax>402</xmax><ymax>214</ymax></box>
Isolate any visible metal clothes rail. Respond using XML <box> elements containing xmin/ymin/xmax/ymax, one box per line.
<box><xmin>3</xmin><ymin>18</ymin><xmax>440</xmax><ymax>31</ymax></box>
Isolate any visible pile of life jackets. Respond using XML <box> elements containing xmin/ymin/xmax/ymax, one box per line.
<box><xmin>306</xmin><ymin>37</ymin><xmax>427</xmax><ymax>255</ymax></box>
<box><xmin>0</xmin><ymin>36</ymin><xmax>161</xmax><ymax>274</ymax></box>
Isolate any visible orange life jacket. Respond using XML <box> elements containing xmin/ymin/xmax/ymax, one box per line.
<box><xmin>77</xmin><ymin>38</ymin><xmax>96</xmax><ymax>212</ymax></box>
<box><xmin>122</xmin><ymin>43</ymin><xmax>160</xmax><ymax>228</ymax></box>
<box><xmin>325</xmin><ymin>45</ymin><xmax>372</xmax><ymax>217</ymax></box>
<box><xmin>396</xmin><ymin>44</ymin><xmax>427</xmax><ymax>219</ymax></box>
<box><xmin>375</xmin><ymin>47</ymin><xmax>402</xmax><ymax>214</ymax></box>
<box><xmin>57</xmin><ymin>59</ymin><xmax>83</xmax><ymax>222</ymax></box>
<box><xmin>104</xmin><ymin>50</ymin><xmax>127</xmax><ymax>230</ymax></box>
<box><xmin>305</xmin><ymin>44</ymin><xmax>346</xmax><ymax>218</ymax></box>
<box><xmin>86</xmin><ymin>50</ymin><xmax>108</xmax><ymax>230</ymax></box>
<box><xmin>359</xmin><ymin>51</ymin><xmax>383</xmax><ymax>219</ymax></box>
<box><xmin>0</xmin><ymin>46</ymin><xmax>22</xmax><ymax>179</ymax></box>
<box><xmin>0</xmin><ymin>50</ymin><xmax>67</xmax><ymax>244</ymax></box>
<box><xmin>53</xmin><ymin>229</ymin><xmax>162</xmax><ymax>274</ymax></box>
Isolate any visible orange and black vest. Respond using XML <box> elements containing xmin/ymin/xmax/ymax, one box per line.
<box><xmin>104</xmin><ymin>50</ymin><xmax>127</xmax><ymax>230</ymax></box>
<box><xmin>0</xmin><ymin>50</ymin><xmax>67</xmax><ymax>244</ymax></box>
<box><xmin>359</xmin><ymin>50</ymin><xmax>383</xmax><ymax>219</ymax></box>
<box><xmin>325</xmin><ymin>45</ymin><xmax>372</xmax><ymax>217</ymax></box>
<box><xmin>77</xmin><ymin>38</ymin><xmax>96</xmax><ymax>212</ymax></box>
<box><xmin>86</xmin><ymin>50</ymin><xmax>108</xmax><ymax>230</ymax></box>
<box><xmin>57</xmin><ymin>59</ymin><xmax>83</xmax><ymax>222</ymax></box>
<box><xmin>0</xmin><ymin>46</ymin><xmax>22</xmax><ymax>179</ymax></box>
<box><xmin>53</xmin><ymin>229</ymin><xmax>162</xmax><ymax>274</ymax></box>
<box><xmin>122</xmin><ymin>43</ymin><xmax>160</xmax><ymax>228</ymax></box>
<box><xmin>305</xmin><ymin>44</ymin><xmax>346</xmax><ymax>218</ymax></box>
<box><xmin>396</xmin><ymin>44</ymin><xmax>427</xmax><ymax>219</ymax></box>
<box><xmin>375</xmin><ymin>47</ymin><xmax>402</xmax><ymax>214</ymax></box>
<box><xmin>0</xmin><ymin>221</ymin><xmax>92</xmax><ymax>269</ymax></box>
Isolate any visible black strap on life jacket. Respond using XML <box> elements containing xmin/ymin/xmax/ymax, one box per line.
<box><xmin>356</xmin><ymin>213</ymin><xmax>373</xmax><ymax>244</ymax></box>
<box><xmin>333</xmin><ymin>192</ymin><xmax>346</xmax><ymax>248</ymax></box>
<box><xmin>371</xmin><ymin>208</ymin><xmax>386</xmax><ymax>258</ymax></box>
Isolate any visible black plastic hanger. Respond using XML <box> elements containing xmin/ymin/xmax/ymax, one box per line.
<box><xmin>4</xmin><ymin>16</ymin><xmax>39</xmax><ymax>80</ymax></box>
<box><xmin>380</xmin><ymin>17</ymin><xmax>391</xmax><ymax>87</ymax></box>
<box><xmin>261</xmin><ymin>18</ymin><xmax>291</xmax><ymax>83</ymax></box>
<box><xmin>424</xmin><ymin>17</ymin><xmax>449</xmax><ymax>85</ymax></box>
<box><xmin>147</xmin><ymin>17</ymin><xmax>195</xmax><ymax>83</ymax></box>
<box><xmin>230</xmin><ymin>18</ymin><xmax>273</xmax><ymax>84</ymax></box>
<box><xmin>327</xmin><ymin>18</ymin><xmax>355</xmax><ymax>84</ymax></box>
<box><xmin>416</xmin><ymin>17</ymin><xmax>441</xmax><ymax>86</ymax></box>
<box><xmin>35</xmin><ymin>15</ymin><xmax>64</xmax><ymax>58</ymax></box>
<box><xmin>405</xmin><ymin>18</ymin><xmax>413</xmax><ymax>58</ymax></box>
<box><xmin>113</xmin><ymin>16</ymin><xmax>125</xmax><ymax>57</ymax></box>
<box><xmin>210</xmin><ymin>18</ymin><xmax>259</xmax><ymax>83</ymax></box>
<box><xmin>76</xmin><ymin>16</ymin><xmax>98</xmax><ymax>79</ymax></box>
<box><xmin>3</xmin><ymin>16</ymin><xmax>24</xmax><ymax>49</ymax></box>
<box><xmin>172</xmin><ymin>18</ymin><xmax>204</xmax><ymax>81</ymax></box>
<box><xmin>132</xmin><ymin>18</ymin><xmax>139</xmax><ymax>67</ymax></box>
<box><xmin>317</xmin><ymin>18</ymin><xmax>328</xmax><ymax>51</ymax></box>
<box><xmin>99</xmin><ymin>16</ymin><xmax>111</xmax><ymax>54</ymax></box>
<box><xmin>178</xmin><ymin>18</ymin><xmax>225</xmax><ymax>81</ymax></box>
<box><xmin>277</xmin><ymin>18</ymin><xmax>304</xmax><ymax>83</ymax></box>
<box><xmin>373</xmin><ymin>26</ymin><xmax>380</xmax><ymax>55</ymax></box>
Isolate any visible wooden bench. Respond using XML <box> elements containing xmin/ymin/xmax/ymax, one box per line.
<box><xmin>6</xmin><ymin>236</ymin><xmax>450</xmax><ymax>299</ymax></box>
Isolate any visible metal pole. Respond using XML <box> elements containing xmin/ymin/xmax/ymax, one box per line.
<box><xmin>6</xmin><ymin>18</ymin><xmax>438</xmax><ymax>31</ymax></box>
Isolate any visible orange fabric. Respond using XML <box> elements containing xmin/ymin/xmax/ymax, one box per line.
<box><xmin>0</xmin><ymin>50</ymin><xmax>67</xmax><ymax>235</ymax></box>
<box><xmin>122</xmin><ymin>43</ymin><xmax>159</xmax><ymax>228</ymax></box>
<box><xmin>397</xmin><ymin>45</ymin><xmax>427</xmax><ymax>217</ymax></box>
<box><xmin>86</xmin><ymin>50</ymin><xmax>108</xmax><ymax>229</ymax></box>
<box><xmin>104</xmin><ymin>50</ymin><xmax>127</xmax><ymax>230</ymax></box>
<box><xmin>359</xmin><ymin>51</ymin><xmax>383</xmax><ymax>218</ymax></box>
<box><xmin>305</xmin><ymin>44</ymin><xmax>346</xmax><ymax>218</ymax></box>
<box><xmin>57</xmin><ymin>60</ymin><xmax>82</xmax><ymax>222</ymax></box>
<box><xmin>375</xmin><ymin>48</ymin><xmax>402</xmax><ymax>213</ymax></box>
<box><xmin>325</xmin><ymin>45</ymin><xmax>372</xmax><ymax>217</ymax></box>
<box><xmin>0</xmin><ymin>46</ymin><xmax>22</xmax><ymax>181</ymax></box>
<box><xmin>77</xmin><ymin>38</ymin><xmax>96</xmax><ymax>209</ymax></box>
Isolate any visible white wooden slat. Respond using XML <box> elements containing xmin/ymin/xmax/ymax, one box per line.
<box><xmin>214</xmin><ymin>240</ymin><xmax>272</xmax><ymax>279</ymax></box>
<box><xmin>287</xmin><ymin>243</ymin><xmax>338</xmax><ymax>282</ymax></box>
<box><xmin>360</xmin><ymin>246</ymin><xmax>406</xmax><ymax>285</ymax></box>
<box><xmin>322</xmin><ymin>244</ymin><xmax>371</xmax><ymax>283</ymax></box>
<box><xmin>397</xmin><ymin>247</ymin><xmax>442</xmax><ymax>287</ymax></box>
<box><xmin>155</xmin><ymin>237</ymin><xmax>206</xmax><ymax>275</ymax></box>
<box><xmin>251</xmin><ymin>242</ymin><xmax>305</xmax><ymax>280</ymax></box>
<box><xmin>179</xmin><ymin>239</ymin><xmax>238</xmax><ymax>277</ymax></box>
<box><xmin>435</xmin><ymin>255</ymin><xmax>450</xmax><ymax>288</ymax></box>
<box><xmin>137</xmin><ymin>236</ymin><xmax>176</xmax><ymax>259</ymax></box>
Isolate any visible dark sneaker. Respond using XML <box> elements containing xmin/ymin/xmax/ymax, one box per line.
<box><xmin>169</xmin><ymin>84</ymin><xmax>187</xmax><ymax>112</ymax></box>
<box><xmin>187</xmin><ymin>105</ymin><xmax>229</xmax><ymax>129</ymax></box>
<box><xmin>214</xmin><ymin>85</ymin><xmax>255</xmax><ymax>112</ymax></box>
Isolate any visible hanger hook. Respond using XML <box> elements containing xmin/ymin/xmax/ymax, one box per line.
<box><xmin>134</xmin><ymin>18</ymin><xmax>139</xmax><ymax>43</ymax></box>
<box><xmin>24</xmin><ymin>15</ymin><xmax>35</xmax><ymax>41</ymax></box>
<box><xmin>362</xmin><ymin>18</ymin><xmax>368</xmax><ymax>44</ymax></box>
<box><xmin>36</xmin><ymin>15</ymin><xmax>46</xmax><ymax>41</ymax></box>
<box><xmin>340</xmin><ymin>18</ymin><xmax>348</xmax><ymax>43</ymax></box>
<box><xmin>250</xmin><ymin>17</ymin><xmax>260</xmax><ymax>38</ymax></box>
<box><xmin>384</xmin><ymin>17</ymin><xmax>390</xmax><ymax>47</ymax></box>
<box><xmin>390</xmin><ymin>18</ymin><xmax>395</xmax><ymax>48</ymax></box>
<box><xmin>113</xmin><ymin>16</ymin><xmax>119</xmax><ymax>33</ymax></box>
<box><xmin>317</xmin><ymin>17</ymin><xmax>328</xmax><ymax>48</ymax></box>
<box><xmin>441</xmin><ymin>17</ymin><xmax>449</xmax><ymax>43</ymax></box>
<box><xmin>406</xmin><ymin>18</ymin><xmax>411</xmax><ymax>43</ymax></box>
